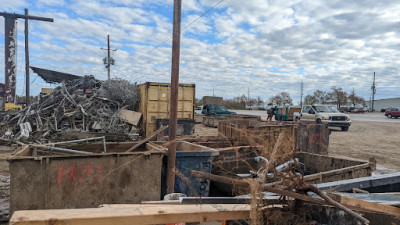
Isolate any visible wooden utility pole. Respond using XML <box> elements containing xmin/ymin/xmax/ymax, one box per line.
<box><xmin>371</xmin><ymin>72</ymin><xmax>376</xmax><ymax>112</ymax></box>
<box><xmin>107</xmin><ymin>35</ymin><xmax>111</xmax><ymax>80</ymax></box>
<box><xmin>300</xmin><ymin>80</ymin><xmax>304</xmax><ymax>108</ymax></box>
<box><xmin>24</xmin><ymin>9</ymin><xmax>30</xmax><ymax>105</ymax></box>
<box><xmin>0</xmin><ymin>11</ymin><xmax>53</xmax><ymax>105</ymax></box>
<box><xmin>167</xmin><ymin>0</ymin><xmax>182</xmax><ymax>194</ymax></box>
<box><xmin>101</xmin><ymin>35</ymin><xmax>116</xmax><ymax>80</ymax></box>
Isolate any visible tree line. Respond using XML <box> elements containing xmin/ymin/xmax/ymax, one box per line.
<box><xmin>195</xmin><ymin>92</ymin><xmax>294</xmax><ymax>110</ymax></box>
<box><xmin>304</xmin><ymin>87</ymin><xmax>366</xmax><ymax>108</ymax></box>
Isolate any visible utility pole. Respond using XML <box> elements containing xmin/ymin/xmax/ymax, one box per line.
<box><xmin>167</xmin><ymin>0</ymin><xmax>182</xmax><ymax>194</ymax></box>
<box><xmin>300</xmin><ymin>80</ymin><xmax>304</xmax><ymax>108</ymax></box>
<box><xmin>371</xmin><ymin>72</ymin><xmax>376</xmax><ymax>112</ymax></box>
<box><xmin>107</xmin><ymin>35</ymin><xmax>110</xmax><ymax>80</ymax></box>
<box><xmin>0</xmin><ymin>12</ymin><xmax>54</xmax><ymax>103</ymax></box>
<box><xmin>248</xmin><ymin>86</ymin><xmax>250</xmax><ymax>109</ymax></box>
<box><xmin>24</xmin><ymin>9</ymin><xmax>30</xmax><ymax>105</ymax></box>
<box><xmin>101</xmin><ymin>35</ymin><xmax>116</xmax><ymax>80</ymax></box>
<box><xmin>0</xmin><ymin>11</ymin><xmax>53</xmax><ymax>105</ymax></box>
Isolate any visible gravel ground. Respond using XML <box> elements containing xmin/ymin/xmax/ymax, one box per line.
<box><xmin>328</xmin><ymin>120</ymin><xmax>400</xmax><ymax>172</ymax></box>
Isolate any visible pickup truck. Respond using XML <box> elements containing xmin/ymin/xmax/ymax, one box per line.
<box><xmin>299</xmin><ymin>105</ymin><xmax>352</xmax><ymax>131</ymax></box>
<box><xmin>385</xmin><ymin>107</ymin><xmax>400</xmax><ymax>118</ymax></box>
<box><xmin>201</xmin><ymin>104</ymin><xmax>236</xmax><ymax>116</ymax></box>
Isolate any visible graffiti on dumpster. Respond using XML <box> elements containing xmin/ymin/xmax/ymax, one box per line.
<box><xmin>58</xmin><ymin>164</ymin><xmax>103</xmax><ymax>185</ymax></box>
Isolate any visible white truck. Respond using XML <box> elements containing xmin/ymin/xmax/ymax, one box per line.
<box><xmin>298</xmin><ymin>105</ymin><xmax>352</xmax><ymax>131</ymax></box>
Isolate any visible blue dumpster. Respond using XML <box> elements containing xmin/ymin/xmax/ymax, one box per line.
<box><xmin>170</xmin><ymin>141</ymin><xmax>219</xmax><ymax>197</ymax></box>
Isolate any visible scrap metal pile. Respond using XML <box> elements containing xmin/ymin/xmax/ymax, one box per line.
<box><xmin>0</xmin><ymin>76</ymin><xmax>141</xmax><ymax>142</ymax></box>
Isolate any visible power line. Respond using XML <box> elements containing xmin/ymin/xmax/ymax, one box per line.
<box><xmin>132</xmin><ymin>0</ymin><xmax>226</xmax><ymax>78</ymax></box>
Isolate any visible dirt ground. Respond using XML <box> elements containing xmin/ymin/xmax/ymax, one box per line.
<box><xmin>328</xmin><ymin>120</ymin><xmax>400</xmax><ymax>173</ymax></box>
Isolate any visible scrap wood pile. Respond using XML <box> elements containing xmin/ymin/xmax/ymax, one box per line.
<box><xmin>190</xmin><ymin>132</ymin><xmax>376</xmax><ymax>225</ymax></box>
<box><xmin>0</xmin><ymin>77</ymin><xmax>141</xmax><ymax>143</ymax></box>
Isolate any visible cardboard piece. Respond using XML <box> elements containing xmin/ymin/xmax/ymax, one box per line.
<box><xmin>119</xmin><ymin>109</ymin><xmax>142</xmax><ymax>126</ymax></box>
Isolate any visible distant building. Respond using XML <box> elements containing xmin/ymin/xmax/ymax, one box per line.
<box><xmin>366</xmin><ymin>97</ymin><xmax>400</xmax><ymax>110</ymax></box>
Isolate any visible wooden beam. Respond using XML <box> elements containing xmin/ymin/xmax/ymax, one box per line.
<box><xmin>126</xmin><ymin>126</ymin><xmax>168</xmax><ymax>152</ymax></box>
<box><xmin>328</xmin><ymin>193</ymin><xmax>400</xmax><ymax>217</ymax></box>
<box><xmin>10</xmin><ymin>204</ymin><xmax>250</xmax><ymax>225</ymax></box>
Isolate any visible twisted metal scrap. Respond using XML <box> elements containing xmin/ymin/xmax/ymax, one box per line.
<box><xmin>0</xmin><ymin>77</ymin><xmax>141</xmax><ymax>142</ymax></box>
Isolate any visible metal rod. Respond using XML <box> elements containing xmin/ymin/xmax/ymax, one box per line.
<box><xmin>25</xmin><ymin>8</ymin><xmax>30</xmax><ymax>105</ymax></box>
<box><xmin>102</xmin><ymin>136</ymin><xmax>107</xmax><ymax>154</ymax></box>
<box><xmin>44</xmin><ymin>136</ymin><xmax>106</xmax><ymax>145</ymax></box>
<box><xmin>30</xmin><ymin>144</ymin><xmax>93</xmax><ymax>155</ymax></box>
<box><xmin>167</xmin><ymin>0</ymin><xmax>182</xmax><ymax>194</ymax></box>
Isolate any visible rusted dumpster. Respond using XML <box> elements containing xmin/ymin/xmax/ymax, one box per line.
<box><xmin>218</xmin><ymin>119</ymin><xmax>330</xmax><ymax>155</ymax></box>
<box><xmin>8</xmin><ymin>142</ymin><xmax>165</xmax><ymax>214</ymax></box>
<box><xmin>179</xmin><ymin>136</ymin><xmax>375</xmax><ymax>195</ymax></box>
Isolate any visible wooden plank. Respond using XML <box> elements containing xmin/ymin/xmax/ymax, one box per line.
<box><xmin>126</xmin><ymin>126</ymin><xmax>168</xmax><ymax>152</ymax></box>
<box><xmin>10</xmin><ymin>204</ymin><xmax>250</xmax><ymax>225</ymax></box>
<box><xmin>10</xmin><ymin>145</ymin><xmax>30</xmax><ymax>157</ymax></box>
<box><xmin>328</xmin><ymin>193</ymin><xmax>400</xmax><ymax>217</ymax></box>
<box><xmin>302</xmin><ymin>162</ymin><xmax>372</xmax><ymax>183</ymax></box>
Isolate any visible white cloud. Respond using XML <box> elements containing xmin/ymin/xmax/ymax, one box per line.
<box><xmin>1</xmin><ymin>0</ymin><xmax>400</xmax><ymax>103</ymax></box>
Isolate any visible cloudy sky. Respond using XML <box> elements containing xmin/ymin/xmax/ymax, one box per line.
<box><xmin>1</xmin><ymin>0</ymin><xmax>400</xmax><ymax>103</ymax></box>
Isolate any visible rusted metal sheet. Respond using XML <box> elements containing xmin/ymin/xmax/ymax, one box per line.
<box><xmin>296</xmin><ymin>123</ymin><xmax>330</xmax><ymax>155</ymax></box>
<box><xmin>218</xmin><ymin>120</ymin><xmax>330</xmax><ymax>155</ymax></box>
<box><xmin>30</xmin><ymin>66</ymin><xmax>82</xmax><ymax>83</ymax></box>
<box><xmin>8</xmin><ymin>148</ymin><xmax>165</xmax><ymax>214</ymax></box>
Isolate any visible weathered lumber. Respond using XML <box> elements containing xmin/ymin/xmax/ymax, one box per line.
<box><xmin>10</xmin><ymin>204</ymin><xmax>250</xmax><ymax>225</ymax></box>
<box><xmin>191</xmin><ymin>171</ymin><xmax>369</xmax><ymax>224</ymax></box>
<box><xmin>303</xmin><ymin>184</ymin><xmax>369</xmax><ymax>225</ymax></box>
<box><xmin>0</xmin><ymin>137</ymin><xmax>25</xmax><ymax>146</ymax></box>
<box><xmin>191</xmin><ymin>171</ymin><xmax>326</xmax><ymax>205</ymax></box>
<box><xmin>126</xmin><ymin>126</ymin><xmax>168</xmax><ymax>152</ymax></box>
<box><xmin>328</xmin><ymin>193</ymin><xmax>400</xmax><ymax>217</ymax></box>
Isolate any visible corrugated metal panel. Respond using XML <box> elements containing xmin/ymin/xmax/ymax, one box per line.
<box><xmin>30</xmin><ymin>66</ymin><xmax>82</xmax><ymax>83</ymax></box>
<box><xmin>139</xmin><ymin>82</ymin><xmax>195</xmax><ymax>137</ymax></box>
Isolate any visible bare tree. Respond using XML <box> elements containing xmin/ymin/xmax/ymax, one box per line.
<box><xmin>304</xmin><ymin>95</ymin><xmax>318</xmax><ymax>105</ymax></box>
<box><xmin>328</xmin><ymin>86</ymin><xmax>348</xmax><ymax>108</ymax></box>
<box><xmin>257</xmin><ymin>96</ymin><xmax>263</xmax><ymax>108</ymax></box>
<box><xmin>348</xmin><ymin>89</ymin><xmax>366</xmax><ymax>107</ymax></box>
<box><xmin>269</xmin><ymin>92</ymin><xmax>293</xmax><ymax>106</ymax></box>
<box><xmin>313</xmin><ymin>90</ymin><xmax>329</xmax><ymax>104</ymax></box>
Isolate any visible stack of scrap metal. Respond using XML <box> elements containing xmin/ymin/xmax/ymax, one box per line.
<box><xmin>0</xmin><ymin>76</ymin><xmax>142</xmax><ymax>143</ymax></box>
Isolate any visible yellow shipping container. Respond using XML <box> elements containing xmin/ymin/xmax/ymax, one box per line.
<box><xmin>139</xmin><ymin>82</ymin><xmax>195</xmax><ymax>137</ymax></box>
<box><xmin>41</xmin><ymin>88</ymin><xmax>54</xmax><ymax>94</ymax></box>
<box><xmin>5</xmin><ymin>103</ymin><xmax>23</xmax><ymax>111</ymax></box>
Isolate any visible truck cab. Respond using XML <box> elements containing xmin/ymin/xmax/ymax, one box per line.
<box><xmin>300</xmin><ymin>105</ymin><xmax>352</xmax><ymax>131</ymax></box>
<box><xmin>201</xmin><ymin>104</ymin><xmax>236</xmax><ymax>116</ymax></box>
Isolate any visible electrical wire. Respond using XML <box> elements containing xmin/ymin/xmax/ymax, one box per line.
<box><xmin>130</xmin><ymin>0</ymin><xmax>227</xmax><ymax>83</ymax></box>
<box><xmin>137</xmin><ymin>0</ymin><xmax>225</xmax><ymax>60</ymax></box>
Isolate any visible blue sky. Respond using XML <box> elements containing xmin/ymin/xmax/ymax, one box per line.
<box><xmin>1</xmin><ymin>0</ymin><xmax>400</xmax><ymax>103</ymax></box>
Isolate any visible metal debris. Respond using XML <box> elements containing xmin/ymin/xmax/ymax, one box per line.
<box><xmin>0</xmin><ymin>77</ymin><xmax>141</xmax><ymax>143</ymax></box>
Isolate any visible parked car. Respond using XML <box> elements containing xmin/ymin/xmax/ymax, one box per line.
<box><xmin>201</xmin><ymin>104</ymin><xmax>236</xmax><ymax>116</ymax></box>
<box><xmin>385</xmin><ymin>107</ymin><xmax>400</xmax><ymax>118</ymax></box>
<box><xmin>339</xmin><ymin>106</ymin><xmax>349</xmax><ymax>113</ymax></box>
<box><xmin>381</xmin><ymin>107</ymin><xmax>390</xmax><ymax>112</ymax></box>
<box><xmin>352</xmin><ymin>108</ymin><xmax>365</xmax><ymax>113</ymax></box>
<box><xmin>299</xmin><ymin>105</ymin><xmax>352</xmax><ymax>131</ymax></box>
